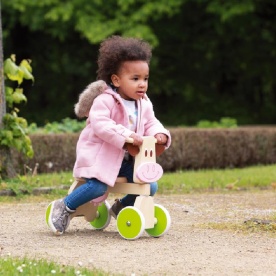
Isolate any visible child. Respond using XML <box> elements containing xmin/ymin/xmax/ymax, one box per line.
<box><xmin>48</xmin><ymin>35</ymin><xmax>171</xmax><ymax>235</ymax></box>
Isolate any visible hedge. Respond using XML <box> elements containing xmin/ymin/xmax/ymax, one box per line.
<box><xmin>12</xmin><ymin>127</ymin><xmax>276</xmax><ymax>174</ymax></box>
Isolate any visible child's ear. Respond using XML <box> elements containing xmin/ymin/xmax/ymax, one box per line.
<box><xmin>156</xmin><ymin>144</ymin><xmax>165</xmax><ymax>156</ymax></box>
<box><xmin>111</xmin><ymin>74</ymin><xmax>120</xmax><ymax>87</ymax></box>
<box><xmin>126</xmin><ymin>144</ymin><xmax>140</xmax><ymax>156</ymax></box>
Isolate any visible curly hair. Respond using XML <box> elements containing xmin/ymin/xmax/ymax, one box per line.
<box><xmin>97</xmin><ymin>36</ymin><xmax>152</xmax><ymax>84</ymax></box>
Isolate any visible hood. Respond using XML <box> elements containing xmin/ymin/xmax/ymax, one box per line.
<box><xmin>74</xmin><ymin>79</ymin><xmax>149</xmax><ymax>118</ymax></box>
<box><xmin>74</xmin><ymin>80</ymin><xmax>108</xmax><ymax>118</ymax></box>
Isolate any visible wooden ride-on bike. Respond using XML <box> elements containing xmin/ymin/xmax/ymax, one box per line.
<box><xmin>46</xmin><ymin>136</ymin><xmax>171</xmax><ymax>240</ymax></box>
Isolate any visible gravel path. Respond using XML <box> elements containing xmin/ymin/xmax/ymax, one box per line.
<box><xmin>1</xmin><ymin>191</ymin><xmax>276</xmax><ymax>275</ymax></box>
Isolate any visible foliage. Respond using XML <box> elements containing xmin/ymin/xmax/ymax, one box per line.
<box><xmin>0</xmin><ymin>256</ymin><xmax>107</xmax><ymax>276</ymax></box>
<box><xmin>2</xmin><ymin>0</ymin><xmax>276</xmax><ymax>126</ymax></box>
<box><xmin>196</xmin><ymin>117</ymin><xmax>238</xmax><ymax>128</ymax></box>
<box><xmin>0</xmin><ymin>55</ymin><xmax>34</xmax><ymax>158</ymax></box>
<box><xmin>27</xmin><ymin>117</ymin><xmax>237</xmax><ymax>134</ymax></box>
<box><xmin>206</xmin><ymin>1</ymin><xmax>255</xmax><ymax>21</ymax></box>
<box><xmin>28</xmin><ymin>117</ymin><xmax>85</xmax><ymax>134</ymax></box>
<box><xmin>3</xmin><ymin>0</ymin><xmax>183</xmax><ymax>46</ymax></box>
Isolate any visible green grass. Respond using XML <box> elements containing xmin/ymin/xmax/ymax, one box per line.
<box><xmin>0</xmin><ymin>172</ymin><xmax>73</xmax><ymax>202</ymax></box>
<box><xmin>158</xmin><ymin>164</ymin><xmax>276</xmax><ymax>194</ymax></box>
<box><xmin>1</xmin><ymin>164</ymin><xmax>276</xmax><ymax>203</ymax></box>
<box><xmin>0</xmin><ymin>256</ymin><xmax>111</xmax><ymax>276</ymax></box>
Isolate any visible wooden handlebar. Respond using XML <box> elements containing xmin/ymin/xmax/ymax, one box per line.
<box><xmin>125</xmin><ymin>137</ymin><xmax>134</xmax><ymax>143</ymax></box>
<box><xmin>125</xmin><ymin>136</ymin><xmax>158</xmax><ymax>144</ymax></box>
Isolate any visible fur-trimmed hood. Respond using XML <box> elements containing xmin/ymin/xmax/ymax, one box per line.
<box><xmin>74</xmin><ymin>80</ymin><xmax>150</xmax><ymax>118</ymax></box>
<box><xmin>74</xmin><ymin>80</ymin><xmax>108</xmax><ymax>118</ymax></box>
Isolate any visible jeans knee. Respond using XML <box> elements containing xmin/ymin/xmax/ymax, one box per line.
<box><xmin>86</xmin><ymin>178</ymin><xmax>108</xmax><ymax>197</ymax></box>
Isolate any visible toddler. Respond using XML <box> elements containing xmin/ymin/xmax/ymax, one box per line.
<box><xmin>48</xmin><ymin>35</ymin><xmax>171</xmax><ymax>235</ymax></box>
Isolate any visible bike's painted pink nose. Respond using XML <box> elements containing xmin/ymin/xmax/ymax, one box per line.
<box><xmin>136</xmin><ymin>162</ymin><xmax>163</xmax><ymax>182</ymax></box>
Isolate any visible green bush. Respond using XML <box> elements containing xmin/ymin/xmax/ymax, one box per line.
<box><xmin>28</xmin><ymin>118</ymin><xmax>86</xmax><ymax>134</ymax></box>
<box><xmin>28</xmin><ymin>117</ymin><xmax>237</xmax><ymax>134</ymax></box>
<box><xmin>196</xmin><ymin>117</ymin><xmax>238</xmax><ymax>128</ymax></box>
<box><xmin>10</xmin><ymin>127</ymin><xmax>276</xmax><ymax>174</ymax></box>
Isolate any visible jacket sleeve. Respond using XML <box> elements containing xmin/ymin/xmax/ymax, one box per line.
<box><xmin>89</xmin><ymin>94</ymin><xmax>134</xmax><ymax>149</ymax></box>
<box><xmin>141</xmin><ymin>99</ymin><xmax>171</xmax><ymax>148</ymax></box>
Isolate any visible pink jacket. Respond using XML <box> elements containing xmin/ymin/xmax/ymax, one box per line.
<box><xmin>73</xmin><ymin>81</ymin><xmax>171</xmax><ymax>186</ymax></box>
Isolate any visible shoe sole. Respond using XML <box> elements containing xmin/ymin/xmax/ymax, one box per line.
<box><xmin>109</xmin><ymin>208</ymin><xmax>118</xmax><ymax>219</ymax></box>
<box><xmin>45</xmin><ymin>201</ymin><xmax>64</xmax><ymax>235</ymax></box>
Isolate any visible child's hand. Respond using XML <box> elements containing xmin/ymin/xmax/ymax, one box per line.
<box><xmin>155</xmin><ymin>133</ymin><xmax>168</xmax><ymax>145</ymax></box>
<box><xmin>130</xmin><ymin>133</ymin><xmax>143</xmax><ymax>146</ymax></box>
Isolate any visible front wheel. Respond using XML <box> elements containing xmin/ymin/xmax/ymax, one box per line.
<box><xmin>145</xmin><ymin>204</ymin><xmax>171</xmax><ymax>238</ymax></box>
<box><xmin>90</xmin><ymin>201</ymin><xmax>111</xmax><ymax>230</ymax></box>
<box><xmin>117</xmin><ymin>207</ymin><xmax>145</xmax><ymax>240</ymax></box>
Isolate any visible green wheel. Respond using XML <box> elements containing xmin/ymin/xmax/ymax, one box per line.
<box><xmin>146</xmin><ymin>204</ymin><xmax>171</xmax><ymax>238</ymax></box>
<box><xmin>45</xmin><ymin>202</ymin><xmax>52</xmax><ymax>228</ymax></box>
<box><xmin>90</xmin><ymin>201</ymin><xmax>111</xmax><ymax>230</ymax></box>
<box><xmin>117</xmin><ymin>207</ymin><xmax>145</xmax><ymax>240</ymax></box>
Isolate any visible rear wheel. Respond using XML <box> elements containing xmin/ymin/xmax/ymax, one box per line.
<box><xmin>90</xmin><ymin>201</ymin><xmax>111</xmax><ymax>230</ymax></box>
<box><xmin>45</xmin><ymin>202</ymin><xmax>52</xmax><ymax>228</ymax></box>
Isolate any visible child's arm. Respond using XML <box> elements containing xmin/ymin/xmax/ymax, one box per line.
<box><xmin>142</xmin><ymin>100</ymin><xmax>171</xmax><ymax>148</ymax></box>
<box><xmin>89</xmin><ymin>94</ymin><xmax>136</xmax><ymax>149</ymax></box>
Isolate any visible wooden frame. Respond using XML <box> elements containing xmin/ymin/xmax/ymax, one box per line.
<box><xmin>69</xmin><ymin>136</ymin><xmax>165</xmax><ymax>231</ymax></box>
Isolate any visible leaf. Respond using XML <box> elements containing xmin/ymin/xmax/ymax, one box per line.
<box><xmin>4</xmin><ymin>57</ymin><xmax>34</xmax><ymax>84</ymax></box>
<box><xmin>0</xmin><ymin>130</ymin><xmax>13</xmax><ymax>145</ymax></box>
<box><xmin>13</xmin><ymin>139</ymin><xmax>23</xmax><ymax>151</ymax></box>
<box><xmin>12</xmin><ymin>88</ymin><xmax>27</xmax><ymax>104</ymax></box>
<box><xmin>20</xmin><ymin>59</ymin><xmax>32</xmax><ymax>73</ymax></box>
<box><xmin>6</xmin><ymin>66</ymin><xmax>25</xmax><ymax>84</ymax></box>
<box><xmin>19</xmin><ymin>62</ymin><xmax>34</xmax><ymax>82</ymax></box>
<box><xmin>10</xmin><ymin>54</ymin><xmax>16</xmax><ymax>62</ymax></box>
<box><xmin>7</xmin><ymin>72</ymin><xmax>23</xmax><ymax>84</ymax></box>
<box><xmin>4</xmin><ymin>58</ymin><xmax>19</xmax><ymax>76</ymax></box>
<box><xmin>5</xmin><ymin>87</ymin><xmax>14</xmax><ymax>107</ymax></box>
<box><xmin>2</xmin><ymin>55</ymin><xmax>35</xmax><ymax>159</ymax></box>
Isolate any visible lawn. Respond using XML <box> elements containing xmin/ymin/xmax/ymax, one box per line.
<box><xmin>1</xmin><ymin>164</ymin><xmax>276</xmax><ymax>202</ymax></box>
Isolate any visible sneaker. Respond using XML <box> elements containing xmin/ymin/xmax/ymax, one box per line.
<box><xmin>47</xmin><ymin>199</ymin><xmax>75</xmax><ymax>235</ymax></box>
<box><xmin>109</xmin><ymin>199</ymin><xmax>124</xmax><ymax>219</ymax></box>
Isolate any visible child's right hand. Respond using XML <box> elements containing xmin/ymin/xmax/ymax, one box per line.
<box><xmin>130</xmin><ymin>133</ymin><xmax>143</xmax><ymax>146</ymax></box>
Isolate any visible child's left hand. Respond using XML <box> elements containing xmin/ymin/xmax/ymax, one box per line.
<box><xmin>154</xmin><ymin>133</ymin><xmax>168</xmax><ymax>145</ymax></box>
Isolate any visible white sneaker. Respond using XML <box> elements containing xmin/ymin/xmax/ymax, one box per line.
<box><xmin>47</xmin><ymin>199</ymin><xmax>75</xmax><ymax>235</ymax></box>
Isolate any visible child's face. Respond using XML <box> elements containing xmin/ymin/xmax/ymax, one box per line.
<box><xmin>111</xmin><ymin>61</ymin><xmax>149</xmax><ymax>100</ymax></box>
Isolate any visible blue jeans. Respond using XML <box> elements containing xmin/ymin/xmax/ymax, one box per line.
<box><xmin>64</xmin><ymin>159</ymin><xmax>158</xmax><ymax>210</ymax></box>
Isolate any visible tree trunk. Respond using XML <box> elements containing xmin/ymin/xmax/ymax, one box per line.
<box><xmin>0</xmin><ymin>4</ymin><xmax>16</xmax><ymax>179</ymax></box>
<box><xmin>0</xmin><ymin>147</ymin><xmax>17</xmax><ymax>178</ymax></box>
<box><xmin>0</xmin><ymin>1</ymin><xmax>5</xmax><ymax>124</ymax></box>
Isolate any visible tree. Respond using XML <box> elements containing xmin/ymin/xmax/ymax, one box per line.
<box><xmin>0</xmin><ymin>2</ymin><xmax>5</xmax><ymax>125</ymax></box>
<box><xmin>0</xmin><ymin>1</ymin><xmax>34</xmax><ymax>179</ymax></box>
<box><xmin>3</xmin><ymin>0</ymin><xmax>276</xmax><ymax>126</ymax></box>
<box><xmin>3</xmin><ymin>0</ymin><xmax>183</xmax><ymax>46</ymax></box>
